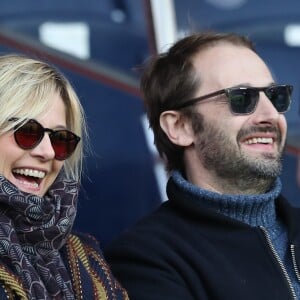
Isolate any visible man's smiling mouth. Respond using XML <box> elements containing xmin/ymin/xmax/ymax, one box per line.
<box><xmin>244</xmin><ymin>137</ymin><xmax>273</xmax><ymax>145</ymax></box>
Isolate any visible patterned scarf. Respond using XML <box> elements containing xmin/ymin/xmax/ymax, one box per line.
<box><xmin>0</xmin><ymin>172</ymin><xmax>78</xmax><ymax>299</ymax></box>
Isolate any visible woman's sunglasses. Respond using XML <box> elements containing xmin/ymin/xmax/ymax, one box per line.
<box><xmin>11</xmin><ymin>118</ymin><xmax>80</xmax><ymax>160</ymax></box>
<box><xmin>172</xmin><ymin>84</ymin><xmax>293</xmax><ymax>115</ymax></box>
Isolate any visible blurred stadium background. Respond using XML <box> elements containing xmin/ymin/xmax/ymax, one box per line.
<box><xmin>1</xmin><ymin>0</ymin><xmax>299</xmax><ymax>246</ymax></box>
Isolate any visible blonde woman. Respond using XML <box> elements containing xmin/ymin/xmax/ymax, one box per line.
<box><xmin>0</xmin><ymin>54</ymin><xmax>127</xmax><ymax>299</ymax></box>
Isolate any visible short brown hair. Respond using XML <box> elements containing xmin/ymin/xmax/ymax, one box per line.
<box><xmin>140</xmin><ymin>31</ymin><xmax>255</xmax><ymax>173</ymax></box>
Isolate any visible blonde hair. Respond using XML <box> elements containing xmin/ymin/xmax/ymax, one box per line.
<box><xmin>0</xmin><ymin>54</ymin><xmax>87</xmax><ymax>181</ymax></box>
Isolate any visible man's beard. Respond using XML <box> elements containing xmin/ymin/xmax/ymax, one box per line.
<box><xmin>190</xmin><ymin>112</ymin><xmax>284</xmax><ymax>194</ymax></box>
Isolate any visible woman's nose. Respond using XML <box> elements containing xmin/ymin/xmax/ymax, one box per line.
<box><xmin>29</xmin><ymin>133</ymin><xmax>56</xmax><ymax>160</ymax></box>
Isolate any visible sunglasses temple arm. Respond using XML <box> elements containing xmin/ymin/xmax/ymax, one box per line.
<box><xmin>172</xmin><ymin>89</ymin><xmax>226</xmax><ymax>110</ymax></box>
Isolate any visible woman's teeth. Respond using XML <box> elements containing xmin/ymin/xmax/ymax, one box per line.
<box><xmin>13</xmin><ymin>169</ymin><xmax>45</xmax><ymax>178</ymax></box>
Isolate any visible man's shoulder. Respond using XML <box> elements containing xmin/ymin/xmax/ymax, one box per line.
<box><xmin>108</xmin><ymin>200</ymin><xmax>179</xmax><ymax>239</ymax></box>
<box><xmin>104</xmin><ymin>199</ymin><xmax>196</xmax><ymax>258</ymax></box>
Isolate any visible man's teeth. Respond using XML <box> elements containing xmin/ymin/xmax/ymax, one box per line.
<box><xmin>245</xmin><ymin>137</ymin><xmax>273</xmax><ymax>145</ymax></box>
<box><xmin>13</xmin><ymin>169</ymin><xmax>45</xmax><ymax>178</ymax></box>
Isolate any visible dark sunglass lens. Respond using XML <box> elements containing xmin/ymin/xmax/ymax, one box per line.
<box><xmin>14</xmin><ymin>120</ymin><xmax>43</xmax><ymax>149</ymax></box>
<box><xmin>228</xmin><ymin>88</ymin><xmax>258</xmax><ymax>114</ymax></box>
<box><xmin>51</xmin><ymin>131</ymin><xmax>79</xmax><ymax>160</ymax></box>
<box><xmin>266</xmin><ymin>86</ymin><xmax>291</xmax><ymax>113</ymax></box>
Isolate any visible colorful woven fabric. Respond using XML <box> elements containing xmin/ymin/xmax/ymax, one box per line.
<box><xmin>0</xmin><ymin>174</ymin><xmax>128</xmax><ymax>299</ymax></box>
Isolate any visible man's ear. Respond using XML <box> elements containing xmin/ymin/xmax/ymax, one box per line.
<box><xmin>160</xmin><ymin>110</ymin><xmax>194</xmax><ymax>146</ymax></box>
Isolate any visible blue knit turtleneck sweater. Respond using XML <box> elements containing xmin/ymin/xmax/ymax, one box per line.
<box><xmin>172</xmin><ymin>171</ymin><xmax>300</xmax><ymax>298</ymax></box>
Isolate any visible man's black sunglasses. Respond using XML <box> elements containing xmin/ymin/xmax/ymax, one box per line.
<box><xmin>172</xmin><ymin>84</ymin><xmax>293</xmax><ymax>115</ymax></box>
<box><xmin>10</xmin><ymin>118</ymin><xmax>80</xmax><ymax>160</ymax></box>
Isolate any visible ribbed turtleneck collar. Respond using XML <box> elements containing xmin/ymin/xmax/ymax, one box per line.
<box><xmin>171</xmin><ymin>171</ymin><xmax>282</xmax><ymax>228</ymax></box>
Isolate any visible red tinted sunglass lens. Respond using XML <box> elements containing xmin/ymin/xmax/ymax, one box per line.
<box><xmin>51</xmin><ymin>131</ymin><xmax>79</xmax><ymax>160</ymax></box>
<box><xmin>14</xmin><ymin>120</ymin><xmax>43</xmax><ymax>149</ymax></box>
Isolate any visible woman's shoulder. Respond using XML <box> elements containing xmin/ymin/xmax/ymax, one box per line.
<box><xmin>62</xmin><ymin>231</ymin><xmax>128</xmax><ymax>300</ymax></box>
<box><xmin>69</xmin><ymin>231</ymin><xmax>102</xmax><ymax>250</ymax></box>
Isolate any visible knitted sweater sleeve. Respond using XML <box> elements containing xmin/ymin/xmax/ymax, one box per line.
<box><xmin>62</xmin><ymin>232</ymin><xmax>128</xmax><ymax>300</ymax></box>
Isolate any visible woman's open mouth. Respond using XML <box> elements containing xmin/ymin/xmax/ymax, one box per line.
<box><xmin>12</xmin><ymin>168</ymin><xmax>45</xmax><ymax>189</ymax></box>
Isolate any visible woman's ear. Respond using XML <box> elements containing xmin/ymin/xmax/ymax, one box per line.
<box><xmin>160</xmin><ymin>110</ymin><xmax>194</xmax><ymax>146</ymax></box>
